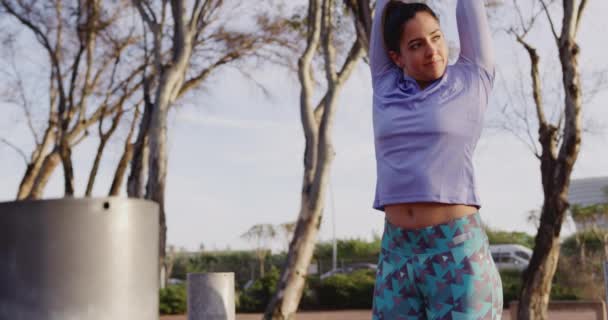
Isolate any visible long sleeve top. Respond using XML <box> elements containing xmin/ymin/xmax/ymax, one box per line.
<box><xmin>371</xmin><ymin>0</ymin><xmax>495</xmax><ymax>211</ymax></box>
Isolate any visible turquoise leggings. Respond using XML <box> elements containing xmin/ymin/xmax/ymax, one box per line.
<box><xmin>372</xmin><ymin>213</ymin><xmax>503</xmax><ymax>319</ymax></box>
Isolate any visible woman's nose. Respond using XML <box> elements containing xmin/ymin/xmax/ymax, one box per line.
<box><xmin>426</xmin><ymin>42</ymin><xmax>438</xmax><ymax>57</ymax></box>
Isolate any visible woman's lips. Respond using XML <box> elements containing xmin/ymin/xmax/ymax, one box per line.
<box><xmin>425</xmin><ymin>59</ymin><xmax>442</xmax><ymax>66</ymax></box>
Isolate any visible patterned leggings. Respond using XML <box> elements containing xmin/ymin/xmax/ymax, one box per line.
<box><xmin>372</xmin><ymin>213</ymin><xmax>503</xmax><ymax>320</ymax></box>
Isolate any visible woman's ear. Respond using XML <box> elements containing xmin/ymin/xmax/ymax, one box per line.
<box><xmin>388</xmin><ymin>50</ymin><xmax>403</xmax><ymax>69</ymax></box>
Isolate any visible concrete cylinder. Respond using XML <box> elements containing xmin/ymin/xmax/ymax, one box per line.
<box><xmin>0</xmin><ymin>197</ymin><xmax>159</xmax><ymax>320</ymax></box>
<box><xmin>187</xmin><ymin>273</ymin><xmax>236</xmax><ymax>320</ymax></box>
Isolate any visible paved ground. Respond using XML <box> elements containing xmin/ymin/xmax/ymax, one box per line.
<box><xmin>161</xmin><ymin>309</ymin><xmax>600</xmax><ymax>319</ymax></box>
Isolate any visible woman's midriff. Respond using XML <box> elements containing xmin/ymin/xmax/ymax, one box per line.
<box><xmin>385</xmin><ymin>202</ymin><xmax>478</xmax><ymax>229</ymax></box>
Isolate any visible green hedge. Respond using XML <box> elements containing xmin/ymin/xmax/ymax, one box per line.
<box><xmin>171</xmin><ymin>251</ymin><xmax>279</xmax><ymax>289</ymax></box>
<box><xmin>165</xmin><ymin>231</ymin><xmax>597</xmax><ymax>313</ymax></box>
<box><xmin>237</xmin><ymin>267</ymin><xmax>280</xmax><ymax>312</ymax></box>
<box><xmin>499</xmin><ymin>270</ymin><xmax>581</xmax><ymax>309</ymax></box>
<box><xmin>500</xmin><ymin>270</ymin><xmax>524</xmax><ymax>308</ymax></box>
<box><xmin>161</xmin><ymin>269</ymin><xmax>586</xmax><ymax>314</ymax></box>
<box><xmin>159</xmin><ymin>284</ymin><xmax>187</xmax><ymax>315</ymax></box>
<box><xmin>315</xmin><ymin>239</ymin><xmax>381</xmax><ymax>260</ymax></box>
<box><xmin>314</xmin><ymin>269</ymin><xmax>376</xmax><ymax>309</ymax></box>
<box><xmin>485</xmin><ymin>229</ymin><xmax>535</xmax><ymax>249</ymax></box>
<box><xmin>561</xmin><ymin>231</ymin><xmax>605</xmax><ymax>257</ymax></box>
<box><xmin>235</xmin><ymin>268</ymin><xmax>374</xmax><ymax>312</ymax></box>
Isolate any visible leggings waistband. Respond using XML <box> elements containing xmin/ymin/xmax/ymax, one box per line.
<box><xmin>382</xmin><ymin>212</ymin><xmax>486</xmax><ymax>256</ymax></box>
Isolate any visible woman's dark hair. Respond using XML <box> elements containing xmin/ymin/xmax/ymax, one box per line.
<box><xmin>383</xmin><ymin>2</ymin><xmax>439</xmax><ymax>53</ymax></box>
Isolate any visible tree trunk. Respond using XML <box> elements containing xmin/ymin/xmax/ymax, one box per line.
<box><xmin>133</xmin><ymin>0</ymin><xmax>196</xmax><ymax>289</ymax></box>
<box><xmin>146</xmin><ymin>99</ymin><xmax>169</xmax><ymax>289</ymax></box>
<box><xmin>27</xmin><ymin>151</ymin><xmax>62</xmax><ymax>199</ymax></box>
<box><xmin>346</xmin><ymin>0</ymin><xmax>372</xmax><ymax>54</ymax></box>
<box><xmin>87</xmin><ymin>107</ymin><xmax>125</xmax><ymax>197</ymax></box>
<box><xmin>518</xmin><ymin>203</ymin><xmax>565</xmax><ymax>319</ymax></box>
<box><xmin>127</xmin><ymin>102</ymin><xmax>152</xmax><ymax>198</ymax></box>
<box><xmin>17</xmin><ymin>162</ymin><xmax>43</xmax><ymax>200</ymax></box>
<box><xmin>516</xmin><ymin>1</ymin><xmax>585</xmax><ymax>318</ymax></box>
<box><xmin>59</xmin><ymin>141</ymin><xmax>75</xmax><ymax>197</ymax></box>
<box><xmin>264</xmin><ymin>170</ymin><xmax>331</xmax><ymax>320</ymax></box>
<box><xmin>165</xmin><ymin>250</ymin><xmax>175</xmax><ymax>286</ymax></box>
<box><xmin>109</xmin><ymin>143</ymin><xmax>134</xmax><ymax>196</ymax></box>
<box><xmin>16</xmin><ymin>127</ymin><xmax>56</xmax><ymax>200</ymax></box>
<box><xmin>259</xmin><ymin>252</ymin><xmax>266</xmax><ymax>278</ymax></box>
<box><xmin>146</xmin><ymin>66</ymin><xmax>183</xmax><ymax>289</ymax></box>
<box><xmin>578</xmin><ymin>234</ymin><xmax>586</xmax><ymax>269</ymax></box>
<box><xmin>85</xmin><ymin>139</ymin><xmax>108</xmax><ymax>197</ymax></box>
<box><xmin>109</xmin><ymin>108</ymin><xmax>140</xmax><ymax>196</ymax></box>
<box><xmin>263</xmin><ymin>0</ymin><xmax>323</xmax><ymax>316</ymax></box>
<box><xmin>602</xmin><ymin>234</ymin><xmax>608</xmax><ymax>263</ymax></box>
<box><xmin>264</xmin><ymin>0</ymin><xmax>365</xmax><ymax>317</ymax></box>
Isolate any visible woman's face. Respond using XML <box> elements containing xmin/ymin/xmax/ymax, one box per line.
<box><xmin>388</xmin><ymin>12</ymin><xmax>448</xmax><ymax>89</ymax></box>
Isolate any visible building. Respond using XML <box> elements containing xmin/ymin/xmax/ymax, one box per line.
<box><xmin>569</xmin><ymin>176</ymin><xmax>608</xmax><ymax>207</ymax></box>
<box><xmin>567</xmin><ymin>176</ymin><xmax>608</xmax><ymax>231</ymax></box>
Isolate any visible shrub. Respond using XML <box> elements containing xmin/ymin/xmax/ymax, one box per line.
<box><xmin>237</xmin><ymin>267</ymin><xmax>281</xmax><ymax>312</ymax></box>
<box><xmin>561</xmin><ymin>231</ymin><xmax>605</xmax><ymax>257</ymax></box>
<box><xmin>499</xmin><ymin>268</ymin><xmax>583</xmax><ymax>309</ymax></box>
<box><xmin>485</xmin><ymin>229</ymin><xmax>535</xmax><ymax>249</ymax></box>
<box><xmin>553</xmin><ymin>252</ymin><xmax>604</xmax><ymax>301</ymax></box>
<box><xmin>159</xmin><ymin>285</ymin><xmax>187</xmax><ymax>315</ymax></box>
<box><xmin>314</xmin><ymin>269</ymin><xmax>376</xmax><ymax>309</ymax></box>
<box><xmin>315</xmin><ymin>239</ymin><xmax>380</xmax><ymax>262</ymax></box>
<box><xmin>499</xmin><ymin>269</ymin><xmax>522</xmax><ymax>308</ymax></box>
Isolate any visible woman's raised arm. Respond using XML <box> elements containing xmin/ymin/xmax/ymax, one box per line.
<box><xmin>370</xmin><ymin>0</ymin><xmax>394</xmax><ymax>78</ymax></box>
<box><xmin>456</xmin><ymin>0</ymin><xmax>495</xmax><ymax>76</ymax></box>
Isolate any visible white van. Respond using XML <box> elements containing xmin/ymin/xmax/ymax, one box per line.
<box><xmin>489</xmin><ymin>244</ymin><xmax>532</xmax><ymax>271</ymax></box>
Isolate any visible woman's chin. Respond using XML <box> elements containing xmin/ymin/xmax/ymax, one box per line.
<box><xmin>427</xmin><ymin>68</ymin><xmax>446</xmax><ymax>81</ymax></box>
<box><xmin>422</xmin><ymin>73</ymin><xmax>443</xmax><ymax>83</ymax></box>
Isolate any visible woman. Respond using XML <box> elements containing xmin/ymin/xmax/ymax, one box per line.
<box><xmin>370</xmin><ymin>0</ymin><xmax>502</xmax><ymax>319</ymax></box>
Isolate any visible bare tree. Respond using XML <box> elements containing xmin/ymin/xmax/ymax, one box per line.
<box><xmin>496</xmin><ymin>0</ymin><xmax>590</xmax><ymax>318</ymax></box>
<box><xmin>264</xmin><ymin>0</ymin><xmax>367</xmax><ymax>318</ymax></box>
<box><xmin>570</xmin><ymin>203</ymin><xmax>608</xmax><ymax>268</ymax></box>
<box><xmin>129</xmin><ymin>0</ymin><xmax>293</xmax><ymax>287</ymax></box>
<box><xmin>2</xmin><ymin>1</ymin><xmax>293</xmax><ymax>290</ymax></box>
<box><xmin>241</xmin><ymin>224</ymin><xmax>278</xmax><ymax>278</ymax></box>
<box><xmin>0</xmin><ymin>0</ymin><xmax>146</xmax><ymax>199</ymax></box>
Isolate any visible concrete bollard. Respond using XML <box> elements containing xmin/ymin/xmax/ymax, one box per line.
<box><xmin>187</xmin><ymin>272</ymin><xmax>236</xmax><ymax>320</ymax></box>
<box><xmin>0</xmin><ymin>198</ymin><xmax>160</xmax><ymax>320</ymax></box>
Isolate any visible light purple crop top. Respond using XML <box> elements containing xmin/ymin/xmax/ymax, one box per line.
<box><xmin>371</xmin><ymin>0</ymin><xmax>495</xmax><ymax>211</ymax></box>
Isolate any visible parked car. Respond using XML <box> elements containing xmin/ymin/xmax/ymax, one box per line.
<box><xmin>320</xmin><ymin>262</ymin><xmax>377</xmax><ymax>280</ymax></box>
<box><xmin>167</xmin><ymin>278</ymin><xmax>184</xmax><ymax>285</ymax></box>
<box><xmin>489</xmin><ymin>244</ymin><xmax>532</xmax><ymax>271</ymax></box>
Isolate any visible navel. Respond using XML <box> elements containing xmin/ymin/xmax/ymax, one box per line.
<box><xmin>407</xmin><ymin>208</ymin><xmax>415</xmax><ymax>217</ymax></box>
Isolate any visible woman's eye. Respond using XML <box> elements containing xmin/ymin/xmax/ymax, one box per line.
<box><xmin>433</xmin><ymin>35</ymin><xmax>441</xmax><ymax>41</ymax></box>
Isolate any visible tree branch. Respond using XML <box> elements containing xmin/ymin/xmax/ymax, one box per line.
<box><xmin>321</xmin><ymin>0</ymin><xmax>337</xmax><ymax>86</ymax></box>
<box><xmin>0</xmin><ymin>137</ymin><xmax>28</xmax><ymax>164</ymax></box>
<box><xmin>575</xmin><ymin>0</ymin><xmax>588</xmax><ymax>37</ymax></box>
<box><xmin>1</xmin><ymin>0</ymin><xmax>68</xmax><ymax>134</ymax></box>
<box><xmin>3</xmin><ymin>36</ymin><xmax>40</xmax><ymax>144</ymax></box>
<box><xmin>512</xmin><ymin>32</ymin><xmax>549</xmax><ymax>128</ymax></box>
<box><xmin>539</xmin><ymin>0</ymin><xmax>559</xmax><ymax>42</ymax></box>
<box><xmin>109</xmin><ymin>105</ymin><xmax>141</xmax><ymax>196</ymax></box>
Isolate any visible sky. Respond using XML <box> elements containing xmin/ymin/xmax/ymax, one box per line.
<box><xmin>1</xmin><ymin>1</ymin><xmax>607</xmax><ymax>253</ymax></box>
